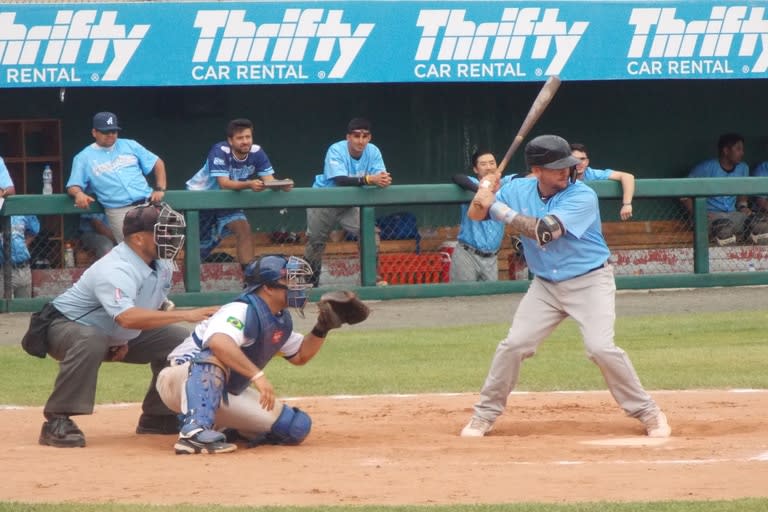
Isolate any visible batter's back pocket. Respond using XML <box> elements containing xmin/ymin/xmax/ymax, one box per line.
<box><xmin>21</xmin><ymin>302</ymin><xmax>63</xmax><ymax>359</ymax></box>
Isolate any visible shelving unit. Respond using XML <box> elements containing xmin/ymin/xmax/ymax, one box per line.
<box><xmin>0</xmin><ymin>119</ymin><xmax>64</xmax><ymax>267</ymax></box>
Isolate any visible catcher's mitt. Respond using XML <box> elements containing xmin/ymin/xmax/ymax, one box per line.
<box><xmin>315</xmin><ymin>290</ymin><xmax>370</xmax><ymax>331</ymax></box>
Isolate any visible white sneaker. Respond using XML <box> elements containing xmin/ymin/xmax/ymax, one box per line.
<box><xmin>643</xmin><ymin>410</ymin><xmax>671</xmax><ymax>438</ymax></box>
<box><xmin>460</xmin><ymin>417</ymin><xmax>493</xmax><ymax>437</ymax></box>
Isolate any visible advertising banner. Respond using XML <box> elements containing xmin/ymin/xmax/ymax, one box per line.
<box><xmin>0</xmin><ymin>1</ymin><xmax>766</xmax><ymax>87</ymax></box>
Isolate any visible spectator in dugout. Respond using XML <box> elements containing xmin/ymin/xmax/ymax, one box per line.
<box><xmin>680</xmin><ymin>133</ymin><xmax>768</xmax><ymax>245</ymax></box>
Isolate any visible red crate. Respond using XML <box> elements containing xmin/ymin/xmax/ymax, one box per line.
<box><xmin>379</xmin><ymin>252</ymin><xmax>450</xmax><ymax>284</ymax></box>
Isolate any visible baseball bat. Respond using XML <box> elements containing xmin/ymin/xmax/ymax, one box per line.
<box><xmin>496</xmin><ymin>75</ymin><xmax>562</xmax><ymax>175</ymax></box>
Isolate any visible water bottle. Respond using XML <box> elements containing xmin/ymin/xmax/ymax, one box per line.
<box><xmin>63</xmin><ymin>242</ymin><xmax>75</xmax><ymax>268</ymax></box>
<box><xmin>42</xmin><ymin>165</ymin><xmax>53</xmax><ymax>195</ymax></box>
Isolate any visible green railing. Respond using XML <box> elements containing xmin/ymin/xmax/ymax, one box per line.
<box><xmin>3</xmin><ymin>177</ymin><xmax>768</xmax><ymax>312</ymax></box>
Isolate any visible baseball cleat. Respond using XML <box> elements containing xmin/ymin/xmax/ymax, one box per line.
<box><xmin>39</xmin><ymin>416</ymin><xmax>86</xmax><ymax>448</ymax></box>
<box><xmin>460</xmin><ymin>417</ymin><xmax>494</xmax><ymax>437</ymax></box>
<box><xmin>643</xmin><ymin>410</ymin><xmax>671</xmax><ymax>438</ymax></box>
<box><xmin>174</xmin><ymin>430</ymin><xmax>237</xmax><ymax>455</ymax></box>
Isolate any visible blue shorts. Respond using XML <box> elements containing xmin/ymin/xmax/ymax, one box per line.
<box><xmin>199</xmin><ymin>209</ymin><xmax>248</xmax><ymax>258</ymax></box>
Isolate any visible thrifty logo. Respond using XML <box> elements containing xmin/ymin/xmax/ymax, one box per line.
<box><xmin>414</xmin><ymin>8</ymin><xmax>588</xmax><ymax>75</ymax></box>
<box><xmin>0</xmin><ymin>10</ymin><xmax>149</xmax><ymax>81</ymax></box>
<box><xmin>192</xmin><ymin>9</ymin><xmax>373</xmax><ymax>79</ymax></box>
<box><xmin>628</xmin><ymin>6</ymin><xmax>768</xmax><ymax>72</ymax></box>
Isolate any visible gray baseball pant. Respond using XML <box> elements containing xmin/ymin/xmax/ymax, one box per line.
<box><xmin>473</xmin><ymin>265</ymin><xmax>660</xmax><ymax>423</ymax></box>
<box><xmin>44</xmin><ymin>316</ymin><xmax>189</xmax><ymax>418</ymax></box>
<box><xmin>449</xmin><ymin>244</ymin><xmax>498</xmax><ymax>282</ymax></box>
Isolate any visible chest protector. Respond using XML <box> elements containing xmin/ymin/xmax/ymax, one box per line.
<box><xmin>226</xmin><ymin>293</ymin><xmax>293</xmax><ymax>395</ymax></box>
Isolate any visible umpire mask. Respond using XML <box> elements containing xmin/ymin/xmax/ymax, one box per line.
<box><xmin>154</xmin><ymin>203</ymin><xmax>186</xmax><ymax>266</ymax></box>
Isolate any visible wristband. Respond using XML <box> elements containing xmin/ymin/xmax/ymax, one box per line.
<box><xmin>489</xmin><ymin>201</ymin><xmax>519</xmax><ymax>224</ymax></box>
<box><xmin>153</xmin><ymin>186</ymin><xmax>166</xmax><ymax>192</ymax></box>
<box><xmin>250</xmin><ymin>370</ymin><xmax>265</xmax><ymax>383</ymax></box>
<box><xmin>311</xmin><ymin>325</ymin><xmax>328</xmax><ymax>338</ymax></box>
<box><xmin>622</xmin><ymin>203</ymin><xmax>632</xmax><ymax>206</ymax></box>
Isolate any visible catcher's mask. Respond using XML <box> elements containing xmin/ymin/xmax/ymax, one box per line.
<box><xmin>243</xmin><ymin>254</ymin><xmax>313</xmax><ymax>314</ymax></box>
<box><xmin>122</xmin><ymin>202</ymin><xmax>186</xmax><ymax>268</ymax></box>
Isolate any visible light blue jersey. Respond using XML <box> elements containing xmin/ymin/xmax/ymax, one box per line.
<box><xmin>0</xmin><ymin>157</ymin><xmax>14</xmax><ymax>189</ymax></box>
<box><xmin>688</xmin><ymin>158</ymin><xmax>749</xmax><ymax>213</ymax></box>
<box><xmin>495</xmin><ymin>178</ymin><xmax>610</xmax><ymax>282</ymax></box>
<box><xmin>186</xmin><ymin>142</ymin><xmax>274</xmax><ymax>191</ymax></box>
<box><xmin>458</xmin><ymin>175</ymin><xmax>516</xmax><ymax>253</ymax></box>
<box><xmin>52</xmin><ymin>243</ymin><xmax>174</xmax><ymax>344</ymax></box>
<box><xmin>67</xmin><ymin>139</ymin><xmax>158</xmax><ymax>208</ymax></box>
<box><xmin>753</xmin><ymin>161</ymin><xmax>768</xmax><ymax>178</ymax></box>
<box><xmin>312</xmin><ymin>140</ymin><xmax>386</xmax><ymax>188</ymax></box>
<box><xmin>0</xmin><ymin>215</ymin><xmax>40</xmax><ymax>265</ymax></box>
<box><xmin>582</xmin><ymin>167</ymin><xmax>613</xmax><ymax>181</ymax></box>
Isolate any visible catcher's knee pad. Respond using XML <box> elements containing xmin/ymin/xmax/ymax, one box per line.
<box><xmin>181</xmin><ymin>360</ymin><xmax>226</xmax><ymax>436</ymax></box>
<box><xmin>710</xmin><ymin>218</ymin><xmax>737</xmax><ymax>246</ymax></box>
<box><xmin>268</xmin><ymin>405</ymin><xmax>312</xmax><ymax>445</ymax></box>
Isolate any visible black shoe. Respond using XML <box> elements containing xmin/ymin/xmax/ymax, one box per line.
<box><xmin>136</xmin><ymin>413</ymin><xmax>180</xmax><ymax>435</ymax></box>
<box><xmin>174</xmin><ymin>430</ymin><xmax>237</xmax><ymax>455</ymax></box>
<box><xmin>39</xmin><ymin>416</ymin><xmax>86</xmax><ymax>448</ymax></box>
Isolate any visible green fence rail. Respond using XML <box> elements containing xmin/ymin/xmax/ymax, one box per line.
<box><xmin>3</xmin><ymin>177</ymin><xmax>768</xmax><ymax>312</ymax></box>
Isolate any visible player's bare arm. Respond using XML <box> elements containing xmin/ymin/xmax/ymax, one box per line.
<box><xmin>288</xmin><ymin>332</ymin><xmax>326</xmax><ymax>366</ymax></box>
<box><xmin>208</xmin><ymin>333</ymin><xmax>275</xmax><ymax>410</ymax></box>
<box><xmin>115</xmin><ymin>305</ymin><xmax>219</xmax><ymax>330</ymax></box>
<box><xmin>149</xmin><ymin>158</ymin><xmax>167</xmax><ymax>202</ymax></box>
<box><xmin>609</xmin><ymin>170</ymin><xmax>635</xmax><ymax>220</ymax></box>
<box><xmin>67</xmin><ymin>186</ymin><xmax>95</xmax><ymax>208</ymax></box>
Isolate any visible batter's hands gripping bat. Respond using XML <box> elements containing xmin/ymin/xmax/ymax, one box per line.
<box><xmin>496</xmin><ymin>75</ymin><xmax>562</xmax><ymax>175</ymax></box>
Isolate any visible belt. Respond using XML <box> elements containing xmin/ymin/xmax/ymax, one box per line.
<box><xmin>129</xmin><ymin>198</ymin><xmax>149</xmax><ymax>206</ymax></box>
<box><xmin>537</xmin><ymin>263</ymin><xmax>606</xmax><ymax>283</ymax></box>
<box><xmin>460</xmin><ymin>243</ymin><xmax>498</xmax><ymax>258</ymax></box>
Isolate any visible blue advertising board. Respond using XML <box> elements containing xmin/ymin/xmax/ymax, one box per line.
<box><xmin>0</xmin><ymin>1</ymin><xmax>766</xmax><ymax>87</ymax></box>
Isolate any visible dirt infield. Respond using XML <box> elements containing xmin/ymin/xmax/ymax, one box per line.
<box><xmin>2</xmin><ymin>287</ymin><xmax>767</xmax><ymax>506</ymax></box>
<box><xmin>2</xmin><ymin>390</ymin><xmax>768</xmax><ymax>506</ymax></box>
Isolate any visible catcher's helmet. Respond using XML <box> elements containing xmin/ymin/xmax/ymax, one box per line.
<box><xmin>243</xmin><ymin>255</ymin><xmax>313</xmax><ymax>313</ymax></box>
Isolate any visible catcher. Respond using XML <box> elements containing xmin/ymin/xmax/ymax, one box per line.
<box><xmin>156</xmin><ymin>254</ymin><xmax>369</xmax><ymax>454</ymax></box>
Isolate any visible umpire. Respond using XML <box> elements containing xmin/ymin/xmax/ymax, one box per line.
<box><xmin>39</xmin><ymin>203</ymin><xmax>218</xmax><ymax>448</ymax></box>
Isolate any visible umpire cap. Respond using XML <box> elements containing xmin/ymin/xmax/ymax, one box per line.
<box><xmin>525</xmin><ymin>135</ymin><xmax>580</xmax><ymax>170</ymax></box>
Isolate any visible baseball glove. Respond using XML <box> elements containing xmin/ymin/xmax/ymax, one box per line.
<box><xmin>315</xmin><ymin>290</ymin><xmax>370</xmax><ymax>331</ymax></box>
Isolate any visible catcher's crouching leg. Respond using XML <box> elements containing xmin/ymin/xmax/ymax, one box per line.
<box><xmin>180</xmin><ymin>359</ymin><xmax>227</xmax><ymax>436</ymax></box>
<box><xmin>174</xmin><ymin>354</ymin><xmax>236</xmax><ymax>454</ymax></box>
<box><xmin>237</xmin><ymin>404</ymin><xmax>312</xmax><ymax>447</ymax></box>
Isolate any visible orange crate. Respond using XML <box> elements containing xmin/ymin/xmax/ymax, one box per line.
<box><xmin>379</xmin><ymin>252</ymin><xmax>449</xmax><ymax>284</ymax></box>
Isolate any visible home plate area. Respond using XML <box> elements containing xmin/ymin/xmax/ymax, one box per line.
<box><xmin>2</xmin><ymin>389</ymin><xmax>767</xmax><ymax>506</ymax></box>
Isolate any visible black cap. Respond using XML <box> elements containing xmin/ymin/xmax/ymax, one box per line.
<box><xmin>93</xmin><ymin>111</ymin><xmax>121</xmax><ymax>132</ymax></box>
<box><xmin>525</xmin><ymin>135</ymin><xmax>580</xmax><ymax>170</ymax></box>
<box><xmin>347</xmin><ymin>117</ymin><xmax>371</xmax><ymax>133</ymax></box>
<box><xmin>122</xmin><ymin>204</ymin><xmax>158</xmax><ymax>237</ymax></box>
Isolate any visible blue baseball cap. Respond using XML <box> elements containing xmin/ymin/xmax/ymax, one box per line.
<box><xmin>93</xmin><ymin>112</ymin><xmax>121</xmax><ymax>132</ymax></box>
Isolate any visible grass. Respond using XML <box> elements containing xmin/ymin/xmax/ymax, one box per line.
<box><xmin>2</xmin><ymin>310</ymin><xmax>767</xmax><ymax>512</ymax></box>
<box><xmin>3</xmin><ymin>310</ymin><xmax>767</xmax><ymax>406</ymax></box>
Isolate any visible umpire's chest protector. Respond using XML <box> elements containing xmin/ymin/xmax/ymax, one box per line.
<box><xmin>226</xmin><ymin>293</ymin><xmax>293</xmax><ymax>395</ymax></box>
